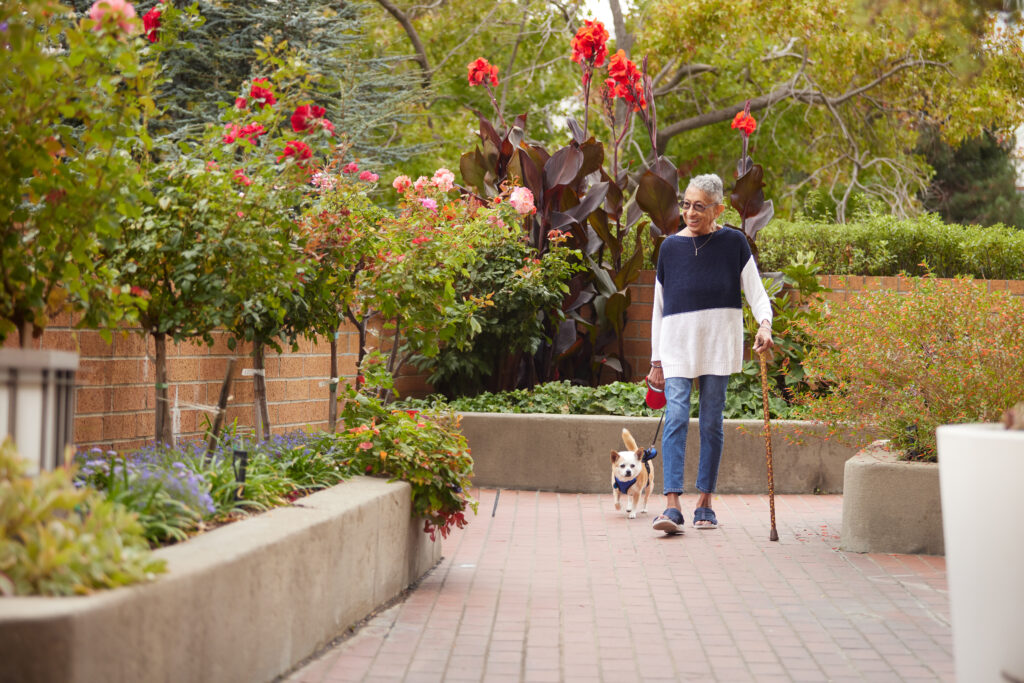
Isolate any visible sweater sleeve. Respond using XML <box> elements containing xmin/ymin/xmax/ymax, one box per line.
<box><xmin>651</xmin><ymin>276</ymin><xmax>664</xmax><ymax>363</ymax></box>
<box><xmin>740</xmin><ymin>256</ymin><xmax>773</xmax><ymax>325</ymax></box>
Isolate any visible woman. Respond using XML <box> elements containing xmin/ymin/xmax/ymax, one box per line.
<box><xmin>647</xmin><ymin>173</ymin><xmax>775</xmax><ymax>534</ymax></box>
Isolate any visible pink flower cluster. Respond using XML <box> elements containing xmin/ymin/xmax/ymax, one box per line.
<box><xmin>391</xmin><ymin>168</ymin><xmax>457</xmax><ymax>195</ymax></box>
<box><xmin>88</xmin><ymin>0</ymin><xmax>136</xmax><ymax>36</ymax></box>
<box><xmin>509</xmin><ymin>186</ymin><xmax>536</xmax><ymax>215</ymax></box>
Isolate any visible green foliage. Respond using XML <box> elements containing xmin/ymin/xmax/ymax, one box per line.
<box><xmin>918</xmin><ymin>127</ymin><xmax>1024</xmax><ymax>230</ymax></box>
<box><xmin>0</xmin><ymin>440</ymin><xmax>166</xmax><ymax>597</ymax></box>
<box><xmin>399</xmin><ymin>378</ymin><xmax>799</xmax><ymax>420</ymax></box>
<box><xmin>308</xmin><ymin>379</ymin><xmax>477</xmax><ymax>540</ymax></box>
<box><xmin>639</xmin><ymin>0</ymin><xmax>1024</xmax><ymax>219</ymax></box>
<box><xmin>414</xmin><ymin>231</ymin><xmax>582</xmax><ymax>396</ymax></box>
<box><xmin>0</xmin><ymin>1</ymin><xmax>160</xmax><ymax>345</ymax></box>
<box><xmin>795</xmin><ymin>275</ymin><xmax>1024</xmax><ymax>460</ymax></box>
<box><xmin>755</xmin><ymin>214</ymin><xmax>1024</xmax><ymax>278</ymax></box>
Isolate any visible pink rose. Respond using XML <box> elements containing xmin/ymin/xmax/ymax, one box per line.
<box><xmin>432</xmin><ymin>168</ymin><xmax>455</xmax><ymax>192</ymax></box>
<box><xmin>359</xmin><ymin>170</ymin><xmax>379</xmax><ymax>182</ymax></box>
<box><xmin>342</xmin><ymin>162</ymin><xmax>359</xmax><ymax>174</ymax></box>
<box><xmin>413</xmin><ymin>176</ymin><xmax>429</xmax><ymax>191</ymax></box>
<box><xmin>88</xmin><ymin>0</ymin><xmax>137</xmax><ymax>35</ymax></box>
<box><xmin>419</xmin><ymin>198</ymin><xmax>438</xmax><ymax>211</ymax></box>
<box><xmin>509</xmin><ymin>186</ymin><xmax>536</xmax><ymax>215</ymax></box>
<box><xmin>392</xmin><ymin>175</ymin><xmax>412</xmax><ymax>193</ymax></box>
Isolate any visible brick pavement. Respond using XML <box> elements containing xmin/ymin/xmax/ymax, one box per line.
<box><xmin>285</xmin><ymin>489</ymin><xmax>951</xmax><ymax>682</ymax></box>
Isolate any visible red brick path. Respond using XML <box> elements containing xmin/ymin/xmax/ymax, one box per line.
<box><xmin>286</xmin><ymin>490</ymin><xmax>951</xmax><ymax>682</ymax></box>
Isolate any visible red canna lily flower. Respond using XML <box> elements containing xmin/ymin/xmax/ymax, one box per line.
<box><xmin>467</xmin><ymin>57</ymin><xmax>499</xmax><ymax>87</ymax></box>
<box><xmin>570</xmin><ymin>19</ymin><xmax>609</xmax><ymax>67</ymax></box>
<box><xmin>731</xmin><ymin>110</ymin><xmax>757</xmax><ymax>136</ymax></box>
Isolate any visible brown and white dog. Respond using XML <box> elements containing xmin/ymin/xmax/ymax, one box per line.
<box><xmin>611</xmin><ymin>428</ymin><xmax>654</xmax><ymax>519</ymax></box>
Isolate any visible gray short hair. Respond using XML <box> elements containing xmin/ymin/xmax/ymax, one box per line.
<box><xmin>685</xmin><ymin>174</ymin><xmax>724</xmax><ymax>205</ymax></box>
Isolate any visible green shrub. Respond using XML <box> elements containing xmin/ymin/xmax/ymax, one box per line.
<box><xmin>0</xmin><ymin>440</ymin><xmax>166</xmax><ymax>596</ymax></box>
<box><xmin>399</xmin><ymin>378</ymin><xmax>798</xmax><ymax>420</ymax></box>
<box><xmin>795</xmin><ymin>275</ymin><xmax>1024</xmax><ymax>460</ymax></box>
<box><xmin>756</xmin><ymin>213</ymin><xmax>1024</xmax><ymax>279</ymax></box>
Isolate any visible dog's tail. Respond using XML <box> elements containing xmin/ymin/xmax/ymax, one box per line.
<box><xmin>621</xmin><ymin>428</ymin><xmax>638</xmax><ymax>452</ymax></box>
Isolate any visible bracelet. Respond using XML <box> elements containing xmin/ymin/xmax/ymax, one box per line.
<box><xmin>650</xmin><ymin>362</ymin><xmax>662</xmax><ymax>368</ymax></box>
<box><xmin>759</xmin><ymin>321</ymin><xmax>772</xmax><ymax>328</ymax></box>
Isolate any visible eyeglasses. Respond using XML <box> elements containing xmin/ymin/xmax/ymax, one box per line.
<box><xmin>681</xmin><ymin>200</ymin><xmax>716</xmax><ymax>213</ymax></box>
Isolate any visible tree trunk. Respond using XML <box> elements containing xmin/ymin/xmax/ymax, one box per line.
<box><xmin>153</xmin><ymin>331</ymin><xmax>173</xmax><ymax>445</ymax></box>
<box><xmin>328</xmin><ymin>333</ymin><xmax>339</xmax><ymax>433</ymax></box>
<box><xmin>253</xmin><ymin>342</ymin><xmax>271</xmax><ymax>441</ymax></box>
<box><xmin>17</xmin><ymin>320</ymin><xmax>32</xmax><ymax>349</ymax></box>
<box><xmin>205</xmin><ymin>357</ymin><xmax>236</xmax><ymax>461</ymax></box>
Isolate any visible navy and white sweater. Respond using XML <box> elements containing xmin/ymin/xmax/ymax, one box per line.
<box><xmin>652</xmin><ymin>227</ymin><xmax>773</xmax><ymax>378</ymax></box>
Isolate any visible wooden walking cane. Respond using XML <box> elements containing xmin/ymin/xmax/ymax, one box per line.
<box><xmin>758</xmin><ymin>350</ymin><xmax>779</xmax><ymax>541</ymax></box>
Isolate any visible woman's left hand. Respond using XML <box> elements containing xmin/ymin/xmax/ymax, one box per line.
<box><xmin>753</xmin><ymin>325</ymin><xmax>775</xmax><ymax>355</ymax></box>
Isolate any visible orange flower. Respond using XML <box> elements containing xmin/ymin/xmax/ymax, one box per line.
<box><xmin>731</xmin><ymin>111</ymin><xmax>757</xmax><ymax>136</ymax></box>
<box><xmin>467</xmin><ymin>58</ymin><xmax>499</xmax><ymax>87</ymax></box>
<box><xmin>604</xmin><ymin>50</ymin><xmax>646</xmax><ymax>111</ymax></box>
<box><xmin>570</xmin><ymin>20</ymin><xmax>609</xmax><ymax>67</ymax></box>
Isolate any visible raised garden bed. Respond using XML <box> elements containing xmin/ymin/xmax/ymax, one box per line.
<box><xmin>0</xmin><ymin>477</ymin><xmax>439</xmax><ymax>683</ymax></box>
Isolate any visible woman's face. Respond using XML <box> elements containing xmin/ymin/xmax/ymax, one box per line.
<box><xmin>681</xmin><ymin>187</ymin><xmax>725</xmax><ymax>235</ymax></box>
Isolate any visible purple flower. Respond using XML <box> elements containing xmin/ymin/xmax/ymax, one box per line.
<box><xmin>419</xmin><ymin>197</ymin><xmax>437</xmax><ymax>211</ymax></box>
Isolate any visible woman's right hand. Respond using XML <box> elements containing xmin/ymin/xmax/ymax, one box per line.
<box><xmin>647</xmin><ymin>365</ymin><xmax>665</xmax><ymax>391</ymax></box>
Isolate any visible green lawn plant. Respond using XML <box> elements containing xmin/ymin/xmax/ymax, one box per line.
<box><xmin>795</xmin><ymin>273</ymin><xmax>1024</xmax><ymax>461</ymax></box>
<box><xmin>0</xmin><ymin>0</ymin><xmax>161</xmax><ymax>346</ymax></box>
<box><xmin>0</xmin><ymin>440</ymin><xmax>166</xmax><ymax>596</ymax></box>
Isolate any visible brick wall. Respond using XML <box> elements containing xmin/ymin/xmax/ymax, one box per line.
<box><xmin>3</xmin><ymin>313</ymin><xmax>429</xmax><ymax>451</ymax></box>
<box><xmin>9</xmin><ymin>273</ymin><xmax>1022</xmax><ymax>451</ymax></box>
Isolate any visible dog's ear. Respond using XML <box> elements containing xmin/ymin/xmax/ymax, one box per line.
<box><xmin>610</xmin><ymin>451</ymin><xmax>619</xmax><ymax>463</ymax></box>
<box><xmin>635</xmin><ymin>448</ymin><xmax>645</xmax><ymax>459</ymax></box>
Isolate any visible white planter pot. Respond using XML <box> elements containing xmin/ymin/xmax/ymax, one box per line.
<box><xmin>937</xmin><ymin>423</ymin><xmax>1024</xmax><ymax>683</ymax></box>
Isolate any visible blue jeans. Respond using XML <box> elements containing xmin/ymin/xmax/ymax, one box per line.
<box><xmin>661</xmin><ymin>375</ymin><xmax>729</xmax><ymax>495</ymax></box>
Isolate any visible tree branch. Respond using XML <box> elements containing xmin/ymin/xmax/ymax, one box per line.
<box><xmin>372</xmin><ymin>0</ymin><xmax>432</xmax><ymax>87</ymax></box>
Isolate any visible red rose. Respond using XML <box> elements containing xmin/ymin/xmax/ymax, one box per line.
<box><xmin>239</xmin><ymin>123</ymin><xmax>265</xmax><ymax>144</ymax></box>
<box><xmin>248</xmin><ymin>78</ymin><xmax>276</xmax><ymax>108</ymax></box>
<box><xmin>277</xmin><ymin>140</ymin><xmax>313</xmax><ymax>164</ymax></box>
<box><xmin>142</xmin><ymin>6</ymin><xmax>160</xmax><ymax>42</ymax></box>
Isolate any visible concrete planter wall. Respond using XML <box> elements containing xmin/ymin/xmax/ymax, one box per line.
<box><xmin>459</xmin><ymin>413</ymin><xmax>857</xmax><ymax>494</ymax></box>
<box><xmin>0</xmin><ymin>477</ymin><xmax>440</xmax><ymax>683</ymax></box>
<box><xmin>840</xmin><ymin>441</ymin><xmax>943</xmax><ymax>555</ymax></box>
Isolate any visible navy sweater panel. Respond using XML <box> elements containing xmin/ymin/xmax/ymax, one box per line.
<box><xmin>656</xmin><ymin>228</ymin><xmax>751</xmax><ymax>316</ymax></box>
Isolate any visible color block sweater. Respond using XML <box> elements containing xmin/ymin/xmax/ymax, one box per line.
<box><xmin>651</xmin><ymin>227</ymin><xmax>773</xmax><ymax>378</ymax></box>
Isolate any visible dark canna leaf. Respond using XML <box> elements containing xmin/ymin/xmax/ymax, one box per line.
<box><xmin>543</xmin><ymin>146</ymin><xmax>584</xmax><ymax>189</ymax></box>
<box><xmin>553</xmin><ymin>319</ymin><xmax>578</xmax><ymax>356</ymax></box>
<box><xmin>567</xmin><ymin>181</ymin><xmax>609</xmax><ymax>222</ymax></box>
<box><xmin>479</xmin><ymin>116</ymin><xmax>502</xmax><ymax>150</ymax></box>
<box><xmin>508</xmin><ymin>149</ymin><xmax>543</xmax><ymax>202</ymax></box>
<box><xmin>742</xmin><ymin>199</ymin><xmax>774</xmax><ymax>242</ymax></box>
<box><xmin>605</xmin><ymin>291</ymin><xmax>631</xmax><ymax>335</ymax></box>
<box><xmin>567</xmin><ymin>117</ymin><xmax>585</xmax><ymax>144</ymax></box>
<box><xmin>574</xmin><ymin>141</ymin><xmax>605</xmax><ymax>186</ymax></box>
<box><xmin>588</xmin><ymin>208</ymin><xmax>618</xmax><ymax>259</ymax></box>
<box><xmin>614</xmin><ymin>232</ymin><xmax>644</xmax><ymax>290</ymax></box>
<box><xmin>730</xmin><ymin>165</ymin><xmax>765</xmax><ymax>219</ymax></box>
<box><xmin>636</xmin><ymin>170</ymin><xmax>680</xmax><ymax>234</ymax></box>
<box><xmin>459</xmin><ymin>150</ymin><xmax>487</xmax><ymax>196</ymax></box>
<box><xmin>649</xmin><ymin>155</ymin><xmax>677</xmax><ymax>189</ymax></box>
<box><xmin>586</xmin><ymin>255</ymin><xmax>617</xmax><ymax>297</ymax></box>
<box><xmin>602</xmin><ymin>170</ymin><xmax>624</xmax><ymax>220</ymax></box>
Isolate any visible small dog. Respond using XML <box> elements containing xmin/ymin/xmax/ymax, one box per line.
<box><xmin>611</xmin><ymin>428</ymin><xmax>655</xmax><ymax>519</ymax></box>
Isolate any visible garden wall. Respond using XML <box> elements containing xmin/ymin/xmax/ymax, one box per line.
<box><xmin>8</xmin><ymin>275</ymin><xmax>1023</xmax><ymax>452</ymax></box>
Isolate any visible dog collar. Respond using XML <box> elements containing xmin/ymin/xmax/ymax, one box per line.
<box><xmin>613</xmin><ymin>477</ymin><xmax>638</xmax><ymax>493</ymax></box>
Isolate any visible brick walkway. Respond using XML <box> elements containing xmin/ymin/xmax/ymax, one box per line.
<box><xmin>285</xmin><ymin>489</ymin><xmax>951</xmax><ymax>682</ymax></box>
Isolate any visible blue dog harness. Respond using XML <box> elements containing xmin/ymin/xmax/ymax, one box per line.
<box><xmin>613</xmin><ymin>451</ymin><xmax>658</xmax><ymax>494</ymax></box>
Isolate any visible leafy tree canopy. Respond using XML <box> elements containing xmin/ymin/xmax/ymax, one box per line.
<box><xmin>368</xmin><ymin>0</ymin><xmax>1024</xmax><ymax>220</ymax></box>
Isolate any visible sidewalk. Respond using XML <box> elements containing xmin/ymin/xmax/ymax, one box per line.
<box><xmin>285</xmin><ymin>489</ymin><xmax>951</xmax><ymax>682</ymax></box>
